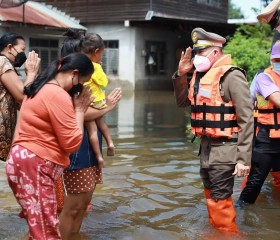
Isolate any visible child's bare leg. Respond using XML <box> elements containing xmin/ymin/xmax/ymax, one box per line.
<box><xmin>85</xmin><ymin>121</ymin><xmax>104</xmax><ymax>168</ymax></box>
<box><xmin>96</xmin><ymin>117</ymin><xmax>115</xmax><ymax>156</ymax></box>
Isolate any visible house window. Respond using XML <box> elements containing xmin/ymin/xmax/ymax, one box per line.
<box><xmin>103</xmin><ymin>40</ymin><xmax>119</xmax><ymax>75</ymax></box>
<box><xmin>30</xmin><ymin>38</ymin><xmax>59</xmax><ymax>70</ymax></box>
<box><xmin>145</xmin><ymin>41</ymin><xmax>166</xmax><ymax>76</ymax></box>
<box><xmin>197</xmin><ymin>0</ymin><xmax>221</xmax><ymax>8</ymax></box>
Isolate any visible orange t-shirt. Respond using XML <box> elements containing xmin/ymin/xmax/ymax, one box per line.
<box><xmin>13</xmin><ymin>84</ymin><xmax>83</xmax><ymax>167</ymax></box>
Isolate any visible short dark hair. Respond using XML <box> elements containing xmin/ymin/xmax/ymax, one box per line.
<box><xmin>61</xmin><ymin>29</ymin><xmax>105</xmax><ymax>56</ymax></box>
<box><xmin>0</xmin><ymin>32</ymin><xmax>24</xmax><ymax>51</ymax></box>
<box><xmin>80</xmin><ymin>33</ymin><xmax>105</xmax><ymax>54</ymax></box>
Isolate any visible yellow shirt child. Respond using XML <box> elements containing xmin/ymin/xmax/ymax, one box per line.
<box><xmin>84</xmin><ymin>62</ymin><xmax>108</xmax><ymax>109</ymax></box>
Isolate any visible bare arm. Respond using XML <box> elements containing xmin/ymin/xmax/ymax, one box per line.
<box><xmin>84</xmin><ymin>88</ymin><xmax>122</xmax><ymax>122</ymax></box>
<box><xmin>0</xmin><ymin>51</ymin><xmax>40</xmax><ymax>102</ymax></box>
<box><xmin>267</xmin><ymin>91</ymin><xmax>280</xmax><ymax>108</ymax></box>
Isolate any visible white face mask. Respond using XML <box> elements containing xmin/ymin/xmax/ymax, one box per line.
<box><xmin>193</xmin><ymin>49</ymin><xmax>215</xmax><ymax>72</ymax></box>
<box><xmin>272</xmin><ymin>62</ymin><xmax>280</xmax><ymax>74</ymax></box>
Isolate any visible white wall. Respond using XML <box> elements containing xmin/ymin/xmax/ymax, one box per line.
<box><xmin>78</xmin><ymin>23</ymin><xmax>190</xmax><ymax>90</ymax></box>
<box><xmin>86</xmin><ymin>23</ymin><xmax>136</xmax><ymax>89</ymax></box>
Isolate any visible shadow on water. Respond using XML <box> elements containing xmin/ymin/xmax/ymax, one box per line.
<box><xmin>1</xmin><ymin>90</ymin><xmax>280</xmax><ymax>240</ymax></box>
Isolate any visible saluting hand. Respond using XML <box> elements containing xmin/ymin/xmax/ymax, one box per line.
<box><xmin>178</xmin><ymin>47</ymin><xmax>193</xmax><ymax>76</ymax></box>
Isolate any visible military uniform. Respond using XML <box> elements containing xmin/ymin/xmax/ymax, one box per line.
<box><xmin>172</xmin><ymin>28</ymin><xmax>253</xmax><ymax>232</ymax></box>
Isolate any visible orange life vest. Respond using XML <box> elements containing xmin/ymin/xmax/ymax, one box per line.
<box><xmin>188</xmin><ymin>55</ymin><xmax>241</xmax><ymax>139</ymax></box>
<box><xmin>253</xmin><ymin>102</ymin><xmax>258</xmax><ymax>119</ymax></box>
<box><xmin>256</xmin><ymin>66</ymin><xmax>280</xmax><ymax>138</ymax></box>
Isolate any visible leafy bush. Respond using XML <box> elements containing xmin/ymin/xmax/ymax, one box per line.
<box><xmin>224</xmin><ymin>23</ymin><xmax>273</xmax><ymax>83</ymax></box>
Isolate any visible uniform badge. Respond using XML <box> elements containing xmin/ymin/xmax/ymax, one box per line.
<box><xmin>192</xmin><ymin>32</ymin><xmax>198</xmax><ymax>44</ymax></box>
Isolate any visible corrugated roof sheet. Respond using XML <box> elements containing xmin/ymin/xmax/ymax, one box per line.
<box><xmin>0</xmin><ymin>1</ymin><xmax>87</xmax><ymax>30</ymax></box>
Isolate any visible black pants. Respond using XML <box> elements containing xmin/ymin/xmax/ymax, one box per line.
<box><xmin>239</xmin><ymin>126</ymin><xmax>280</xmax><ymax>204</ymax></box>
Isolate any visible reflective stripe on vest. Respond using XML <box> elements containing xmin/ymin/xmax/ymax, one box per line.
<box><xmin>188</xmin><ymin>56</ymin><xmax>241</xmax><ymax>139</ymax></box>
<box><xmin>256</xmin><ymin>67</ymin><xmax>280</xmax><ymax>137</ymax></box>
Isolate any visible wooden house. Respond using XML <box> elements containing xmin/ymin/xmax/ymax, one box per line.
<box><xmin>0</xmin><ymin>1</ymin><xmax>87</xmax><ymax>74</ymax></box>
<box><xmin>28</xmin><ymin>0</ymin><xmax>235</xmax><ymax>89</ymax></box>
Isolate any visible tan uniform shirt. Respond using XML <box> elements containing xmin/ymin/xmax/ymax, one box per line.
<box><xmin>172</xmin><ymin>68</ymin><xmax>253</xmax><ymax>168</ymax></box>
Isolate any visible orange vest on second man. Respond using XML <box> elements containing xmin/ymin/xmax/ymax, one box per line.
<box><xmin>188</xmin><ymin>55</ymin><xmax>242</xmax><ymax>139</ymax></box>
<box><xmin>256</xmin><ymin>66</ymin><xmax>280</xmax><ymax>138</ymax></box>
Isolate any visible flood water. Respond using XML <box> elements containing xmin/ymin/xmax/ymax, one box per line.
<box><xmin>0</xmin><ymin>90</ymin><xmax>280</xmax><ymax>240</ymax></box>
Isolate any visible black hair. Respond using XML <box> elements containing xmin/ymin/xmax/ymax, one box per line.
<box><xmin>60</xmin><ymin>29</ymin><xmax>104</xmax><ymax>56</ymax></box>
<box><xmin>24</xmin><ymin>52</ymin><xmax>93</xmax><ymax>98</ymax></box>
<box><xmin>269</xmin><ymin>10</ymin><xmax>280</xmax><ymax>30</ymax></box>
<box><xmin>60</xmin><ymin>28</ymin><xmax>85</xmax><ymax>57</ymax></box>
<box><xmin>0</xmin><ymin>32</ymin><xmax>24</xmax><ymax>52</ymax></box>
<box><xmin>80</xmin><ymin>33</ymin><xmax>105</xmax><ymax>54</ymax></box>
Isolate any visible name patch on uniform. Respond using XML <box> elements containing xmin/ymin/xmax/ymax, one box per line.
<box><xmin>199</xmin><ymin>88</ymin><xmax>211</xmax><ymax>98</ymax></box>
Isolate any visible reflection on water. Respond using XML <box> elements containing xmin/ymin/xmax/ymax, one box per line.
<box><xmin>1</xmin><ymin>90</ymin><xmax>280</xmax><ymax>240</ymax></box>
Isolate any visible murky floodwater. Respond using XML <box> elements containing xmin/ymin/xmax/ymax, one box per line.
<box><xmin>0</xmin><ymin>90</ymin><xmax>280</xmax><ymax>240</ymax></box>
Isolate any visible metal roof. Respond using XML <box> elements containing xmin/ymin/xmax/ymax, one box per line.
<box><xmin>0</xmin><ymin>1</ymin><xmax>87</xmax><ymax>30</ymax></box>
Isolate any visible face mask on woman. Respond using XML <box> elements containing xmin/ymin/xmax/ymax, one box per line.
<box><xmin>68</xmin><ymin>82</ymin><xmax>83</xmax><ymax>96</ymax></box>
<box><xmin>193</xmin><ymin>49</ymin><xmax>215</xmax><ymax>72</ymax></box>
<box><xmin>272</xmin><ymin>62</ymin><xmax>280</xmax><ymax>74</ymax></box>
<box><xmin>13</xmin><ymin>48</ymin><xmax>27</xmax><ymax>68</ymax></box>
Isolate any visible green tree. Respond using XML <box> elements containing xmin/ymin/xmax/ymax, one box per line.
<box><xmin>224</xmin><ymin>23</ymin><xmax>273</xmax><ymax>83</ymax></box>
<box><xmin>228</xmin><ymin>0</ymin><xmax>244</xmax><ymax>19</ymax></box>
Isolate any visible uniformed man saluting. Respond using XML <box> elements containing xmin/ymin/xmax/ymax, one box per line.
<box><xmin>172</xmin><ymin>28</ymin><xmax>254</xmax><ymax>233</ymax></box>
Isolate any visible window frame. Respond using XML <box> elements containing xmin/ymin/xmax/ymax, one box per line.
<box><xmin>102</xmin><ymin>40</ymin><xmax>119</xmax><ymax>76</ymax></box>
<box><xmin>29</xmin><ymin>38</ymin><xmax>59</xmax><ymax>71</ymax></box>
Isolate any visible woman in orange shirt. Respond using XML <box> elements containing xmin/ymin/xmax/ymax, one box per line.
<box><xmin>5</xmin><ymin>52</ymin><xmax>93</xmax><ymax>240</ymax></box>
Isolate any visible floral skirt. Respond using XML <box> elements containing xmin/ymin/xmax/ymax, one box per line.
<box><xmin>6</xmin><ymin>145</ymin><xmax>64</xmax><ymax>240</ymax></box>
